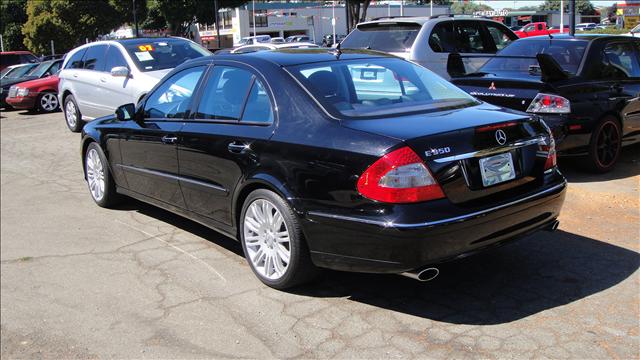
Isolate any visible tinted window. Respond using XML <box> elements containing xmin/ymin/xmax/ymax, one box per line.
<box><xmin>485</xmin><ymin>23</ymin><xmax>515</xmax><ymax>51</ymax></box>
<box><xmin>104</xmin><ymin>45</ymin><xmax>129</xmax><ymax>72</ymax></box>
<box><xmin>598</xmin><ymin>42</ymin><xmax>640</xmax><ymax>79</ymax></box>
<box><xmin>291</xmin><ymin>58</ymin><xmax>478</xmax><ymax>118</ymax></box>
<box><xmin>144</xmin><ymin>66</ymin><xmax>205</xmax><ymax>119</ymax></box>
<box><xmin>481</xmin><ymin>39</ymin><xmax>587</xmax><ymax>75</ymax></box>
<box><xmin>196</xmin><ymin>66</ymin><xmax>253</xmax><ymax>120</ymax></box>
<box><xmin>20</xmin><ymin>54</ymin><xmax>38</xmax><ymax>63</ymax></box>
<box><xmin>455</xmin><ymin>21</ymin><xmax>486</xmax><ymax>53</ymax></box>
<box><xmin>122</xmin><ymin>38</ymin><xmax>210</xmax><ymax>72</ymax></box>
<box><xmin>65</xmin><ymin>48</ymin><xmax>87</xmax><ymax>69</ymax></box>
<box><xmin>82</xmin><ymin>45</ymin><xmax>108</xmax><ymax>71</ymax></box>
<box><xmin>242</xmin><ymin>80</ymin><xmax>273</xmax><ymax>123</ymax></box>
<box><xmin>429</xmin><ymin>21</ymin><xmax>456</xmax><ymax>53</ymax></box>
<box><xmin>0</xmin><ymin>54</ymin><xmax>19</xmax><ymax>66</ymax></box>
<box><xmin>341</xmin><ymin>22</ymin><xmax>421</xmax><ymax>52</ymax></box>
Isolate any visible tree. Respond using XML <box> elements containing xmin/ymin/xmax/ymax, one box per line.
<box><xmin>450</xmin><ymin>2</ymin><xmax>493</xmax><ymax>15</ymax></box>
<box><xmin>540</xmin><ymin>0</ymin><xmax>596</xmax><ymax>15</ymax></box>
<box><xmin>109</xmin><ymin>0</ymin><xmax>148</xmax><ymax>31</ymax></box>
<box><xmin>1</xmin><ymin>0</ymin><xmax>28</xmax><ymax>51</ymax></box>
<box><xmin>22</xmin><ymin>0</ymin><xmax>121</xmax><ymax>54</ymax></box>
<box><xmin>143</xmin><ymin>0</ymin><xmax>247</xmax><ymax>36</ymax></box>
<box><xmin>347</xmin><ymin>1</ymin><xmax>371</xmax><ymax>32</ymax></box>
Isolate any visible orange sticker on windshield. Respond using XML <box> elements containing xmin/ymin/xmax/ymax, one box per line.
<box><xmin>137</xmin><ymin>44</ymin><xmax>154</xmax><ymax>51</ymax></box>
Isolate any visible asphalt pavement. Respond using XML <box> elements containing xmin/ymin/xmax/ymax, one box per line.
<box><xmin>1</xmin><ymin>108</ymin><xmax>638</xmax><ymax>359</ymax></box>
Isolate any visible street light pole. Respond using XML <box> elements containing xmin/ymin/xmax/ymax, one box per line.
<box><xmin>569</xmin><ymin>0</ymin><xmax>576</xmax><ymax>36</ymax></box>
<box><xmin>560</xmin><ymin>0</ymin><xmax>564</xmax><ymax>33</ymax></box>
<box><xmin>132</xmin><ymin>0</ymin><xmax>139</xmax><ymax>37</ymax></box>
<box><xmin>214</xmin><ymin>0</ymin><xmax>221</xmax><ymax>49</ymax></box>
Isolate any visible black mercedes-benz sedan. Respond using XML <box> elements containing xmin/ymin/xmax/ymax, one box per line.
<box><xmin>449</xmin><ymin>35</ymin><xmax>640</xmax><ymax>173</ymax></box>
<box><xmin>80</xmin><ymin>49</ymin><xmax>566</xmax><ymax>289</ymax></box>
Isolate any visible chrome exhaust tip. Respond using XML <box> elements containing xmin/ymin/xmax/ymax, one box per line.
<box><xmin>400</xmin><ymin>267</ymin><xmax>439</xmax><ymax>282</ymax></box>
<box><xmin>547</xmin><ymin>220</ymin><xmax>560</xmax><ymax>231</ymax></box>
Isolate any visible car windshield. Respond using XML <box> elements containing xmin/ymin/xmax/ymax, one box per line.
<box><xmin>480</xmin><ymin>39</ymin><xmax>588</xmax><ymax>75</ymax></box>
<box><xmin>123</xmin><ymin>39</ymin><xmax>210</xmax><ymax>72</ymax></box>
<box><xmin>340</xmin><ymin>22</ymin><xmax>421</xmax><ymax>52</ymax></box>
<box><xmin>289</xmin><ymin>57</ymin><xmax>479</xmax><ymax>118</ymax></box>
<box><xmin>5</xmin><ymin>64</ymin><xmax>38</xmax><ymax>78</ymax></box>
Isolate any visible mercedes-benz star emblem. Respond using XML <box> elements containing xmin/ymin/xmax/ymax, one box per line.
<box><xmin>495</xmin><ymin>129</ymin><xmax>507</xmax><ymax>145</ymax></box>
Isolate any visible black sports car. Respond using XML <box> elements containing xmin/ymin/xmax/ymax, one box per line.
<box><xmin>1</xmin><ymin>59</ymin><xmax>62</xmax><ymax>108</ymax></box>
<box><xmin>449</xmin><ymin>35</ymin><xmax>640</xmax><ymax>172</ymax></box>
<box><xmin>80</xmin><ymin>49</ymin><xmax>566</xmax><ymax>289</ymax></box>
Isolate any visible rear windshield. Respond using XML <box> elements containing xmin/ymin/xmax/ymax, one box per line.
<box><xmin>122</xmin><ymin>39</ymin><xmax>210</xmax><ymax>72</ymax></box>
<box><xmin>289</xmin><ymin>58</ymin><xmax>479</xmax><ymax>118</ymax></box>
<box><xmin>481</xmin><ymin>39</ymin><xmax>588</xmax><ymax>75</ymax></box>
<box><xmin>340</xmin><ymin>22</ymin><xmax>421</xmax><ymax>52</ymax></box>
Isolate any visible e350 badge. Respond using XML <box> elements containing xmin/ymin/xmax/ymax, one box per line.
<box><xmin>425</xmin><ymin>147</ymin><xmax>451</xmax><ymax>157</ymax></box>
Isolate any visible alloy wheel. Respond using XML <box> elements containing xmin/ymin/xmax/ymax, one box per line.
<box><xmin>86</xmin><ymin>148</ymin><xmax>105</xmax><ymax>201</ymax></box>
<box><xmin>243</xmin><ymin>199</ymin><xmax>291</xmax><ymax>280</ymax></box>
<box><xmin>595</xmin><ymin>121</ymin><xmax>620</xmax><ymax>168</ymax></box>
<box><xmin>65</xmin><ymin>100</ymin><xmax>77</xmax><ymax>127</ymax></box>
<box><xmin>40</xmin><ymin>93</ymin><xmax>58</xmax><ymax>112</ymax></box>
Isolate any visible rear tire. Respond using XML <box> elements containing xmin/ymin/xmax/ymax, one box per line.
<box><xmin>37</xmin><ymin>92</ymin><xmax>59</xmax><ymax>113</ymax></box>
<box><xmin>587</xmin><ymin>116</ymin><xmax>622</xmax><ymax>173</ymax></box>
<box><xmin>240</xmin><ymin>189</ymin><xmax>319</xmax><ymax>289</ymax></box>
<box><xmin>84</xmin><ymin>142</ymin><xmax>120</xmax><ymax>208</ymax></box>
<box><xmin>64</xmin><ymin>94</ymin><xmax>83</xmax><ymax>132</ymax></box>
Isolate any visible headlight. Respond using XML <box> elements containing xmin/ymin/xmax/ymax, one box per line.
<box><xmin>526</xmin><ymin>93</ymin><xmax>571</xmax><ymax>114</ymax></box>
<box><xmin>16</xmin><ymin>88</ymin><xmax>29</xmax><ymax>97</ymax></box>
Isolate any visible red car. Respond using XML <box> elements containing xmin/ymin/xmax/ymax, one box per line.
<box><xmin>0</xmin><ymin>51</ymin><xmax>39</xmax><ymax>71</ymax></box>
<box><xmin>5</xmin><ymin>75</ymin><xmax>60</xmax><ymax>113</ymax></box>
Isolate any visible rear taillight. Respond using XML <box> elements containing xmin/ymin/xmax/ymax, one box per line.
<box><xmin>357</xmin><ymin>147</ymin><xmax>445</xmax><ymax>203</ymax></box>
<box><xmin>527</xmin><ymin>93</ymin><xmax>571</xmax><ymax>114</ymax></box>
<box><xmin>538</xmin><ymin>120</ymin><xmax>557</xmax><ymax>171</ymax></box>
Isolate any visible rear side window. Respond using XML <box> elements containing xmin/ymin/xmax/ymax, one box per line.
<box><xmin>104</xmin><ymin>45</ymin><xmax>129</xmax><ymax>71</ymax></box>
<box><xmin>20</xmin><ymin>54</ymin><xmax>38</xmax><ymax>63</ymax></box>
<box><xmin>0</xmin><ymin>54</ymin><xmax>20</xmax><ymax>66</ymax></box>
<box><xmin>144</xmin><ymin>66</ymin><xmax>205</xmax><ymax>119</ymax></box>
<box><xmin>429</xmin><ymin>21</ymin><xmax>456</xmax><ymax>53</ymax></box>
<box><xmin>196</xmin><ymin>66</ymin><xmax>273</xmax><ymax>123</ymax></box>
<box><xmin>82</xmin><ymin>44</ymin><xmax>108</xmax><ymax>71</ymax></box>
<box><xmin>598</xmin><ymin>42</ymin><xmax>640</xmax><ymax>79</ymax></box>
<box><xmin>64</xmin><ymin>48</ymin><xmax>87</xmax><ymax>69</ymax></box>
<box><xmin>341</xmin><ymin>22</ymin><xmax>421</xmax><ymax>52</ymax></box>
<box><xmin>455</xmin><ymin>21</ymin><xmax>486</xmax><ymax>53</ymax></box>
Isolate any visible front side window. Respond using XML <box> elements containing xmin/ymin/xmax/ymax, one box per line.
<box><xmin>144</xmin><ymin>66</ymin><xmax>205</xmax><ymax>119</ymax></box>
<box><xmin>122</xmin><ymin>39</ymin><xmax>210</xmax><ymax>72</ymax></box>
<box><xmin>597</xmin><ymin>42</ymin><xmax>640</xmax><ymax>79</ymax></box>
<box><xmin>104</xmin><ymin>45</ymin><xmax>129</xmax><ymax>72</ymax></box>
<box><xmin>485</xmin><ymin>23</ymin><xmax>515</xmax><ymax>51</ymax></box>
<box><xmin>290</xmin><ymin>58</ymin><xmax>478</xmax><ymax>118</ymax></box>
<box><xmin>82</xmin><ymin>44</ymin><xmax>108</xmax><ymax>71</ymax></box>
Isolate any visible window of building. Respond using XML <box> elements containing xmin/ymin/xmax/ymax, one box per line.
<box><xmin>250</xmin><ymin>9</ymin><xmax>268</xmax><ymax>28</ymax></box>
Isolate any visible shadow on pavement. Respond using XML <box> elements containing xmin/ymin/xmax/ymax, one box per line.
<box><xmin>559</xmin><ymin>143</ymin><xmax>639</xmax><ymax>183</ymax></box>
<box><xmin>122</xmin><ymin>200</ymin><xmax>639</xmax><ymax>325</ymax></box>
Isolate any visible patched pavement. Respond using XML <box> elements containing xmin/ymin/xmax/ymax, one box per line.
<box><xmin>2</xmin><ymin>109</ymin><xmax>639</xmax><ymax>359</ymax></box>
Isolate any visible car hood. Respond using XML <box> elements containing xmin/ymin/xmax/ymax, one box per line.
<box><xmin>1</xmin><ymin>76</ymin><xmax>39</xmax><ymax>88</ymax></box>
<box><xmin>12</xmin><ymin>75</ymin><xmax>59</xmax><ymax>89</ymax></box>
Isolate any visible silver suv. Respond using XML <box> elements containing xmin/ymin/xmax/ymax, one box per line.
<box><xmin>58</xmin><ymin>37</ymin><xmax>210</xmax><ymax>132</ymax></box>
<box><xmin>340</xmin><ymin>16</ymin><xmax>518</xmax><ymax>79</ymax></box>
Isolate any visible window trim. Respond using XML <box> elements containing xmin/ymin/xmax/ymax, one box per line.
<box><xmin>188</xmin><ymin>62</ymin><xmax>277</xmax><ymax>126</ymax></box>
<box><xmin>142</xmin><ymin>64</ymin><xmax>208</xmax><ymax>122</ymax></box>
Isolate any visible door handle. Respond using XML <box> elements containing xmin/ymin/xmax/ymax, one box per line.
<box><xmin>72</xmin><ymin>73</ymin><xmax>78</xmax><ymax>78</ymax></box>
<box><xmin>100</xmin><ymin>77</ymin><xmax>107</xmax><ymax>83</ymax></box>
<box><xmin>228</xmin><ymin>141</ymin><xmax>248</xmax><ymax>154</ymax></box>
<box><xmin>161</xmin><ymin>135</ymin><xmax>178</xmax><ymax>144</ymax></box>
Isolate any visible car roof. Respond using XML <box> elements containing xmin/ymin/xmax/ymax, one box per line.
<box><xmin>0</xmin><ymin>51</ymin><xmax>33</xmax><ymax>55</ymax></box>
<box><xmin>522</xmin><ymin>34</ymin><xmax>635</xmax><ymax>42</ymax></box>
<box><xmin>356</xmin><ymin>16</ymin><xmax>504</xmax><ymax>27</ymax></box>
<box><xmin>197</xmin><ymin>49</ymin><xmax>394</xmax><ymax>67</ymax></box>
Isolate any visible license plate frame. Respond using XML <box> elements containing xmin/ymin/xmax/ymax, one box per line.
<box><xmin>479</xmin><ymin>152</ymin><xmax>516</xmax><ymax>187</ymax></box>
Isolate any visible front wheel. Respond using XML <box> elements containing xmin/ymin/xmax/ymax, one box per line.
<box><xmin>37</xmin><ymin>92</ymin><xmax>59</xmax><ymax>113</ymax></box>
<box><xmin>84</xmin><ymin>143</ymin><xmax>120</xmax><ymax>207</ymax></box>
<box><xmin>64</xmin><ymin>95</ymin><xmax>83</xmax><ymax>132</ymax></box>
<box><xmin>587</xmin><ymin>116</ymin><xmax>622</xmax><ymax>173</ymax></box>
<box><xmin>240</xmin><ymin>189</ymin><xmax>319</xmax><ymax>289</ymax></box>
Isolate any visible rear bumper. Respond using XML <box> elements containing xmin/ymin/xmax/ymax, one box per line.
<box><xmin>303</xmin><ymin>178</ymin><xmax>566</xmax><ymax>273</ymax></box>
<box><xmin>6</xmin><ymin>96</ymin><xmax>36</xmax><ymax>109</ymax></box>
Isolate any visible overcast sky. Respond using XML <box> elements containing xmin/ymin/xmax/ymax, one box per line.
<box><xmin>476</xmin><ymin>0</ymin><xmax>617</xmax><ymax>10</ymax></box>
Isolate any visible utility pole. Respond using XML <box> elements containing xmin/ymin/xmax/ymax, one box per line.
<box><xmin>430</xmin><ymin>0</ymin><xmax>433</xmax><ymax>17</ymax></box>
<box><xmin>252</xmin><ymin>0</ymin><xmax>256</xmax><ymax>37</ymax></box>
<box><xmin>133</xmin><ymin>0</ymin><xmax>139</xmax><ymax>37</ymax></box>
<box><xmin>560</xmin><ymin>0</ymin><xmax>564</xmax><ymax>33</ymax></box>
<box><xmin>345</xmin><ymin>0</ymin><xmax>350</xmax><ymax>34</ymax></box>
<box><xmin>569</xmin><ymin>0</ymin><xmax>576</xmax><ymax>36</ymax></box>
<box><xmin>214</xmin><ymin>0</ymin><xmax>221</xmax><ymax>49</ymax></box>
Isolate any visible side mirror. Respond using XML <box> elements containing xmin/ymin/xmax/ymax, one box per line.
<box><xmin>115</xmin><ymin>103</ymin><xmax>136</xmax><ymax>121</ymax></box>
<box><xmin>110</xmin><ymin>66</ymin><xmax>129</xmax><ymax>77</ymax></box>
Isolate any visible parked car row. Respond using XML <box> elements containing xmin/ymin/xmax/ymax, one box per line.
<box><xmin>1</xmin><ymin>59</ymin><xmax>63</xmax><ymax>112</ymax></box>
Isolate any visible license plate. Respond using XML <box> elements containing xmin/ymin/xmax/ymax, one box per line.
<box><xmin>479</xmin><ymin>153</ymin><xmax>516</xmax><ymax>187</ymax></box>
